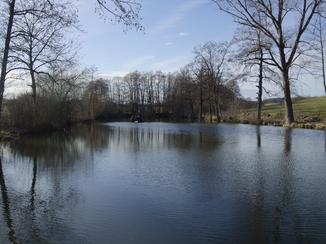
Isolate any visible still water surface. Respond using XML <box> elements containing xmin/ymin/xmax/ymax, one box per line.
<box><xmin>0</xmin><ymin>122</ymin><xmax>325</xmax><ymax>243</ymax></box>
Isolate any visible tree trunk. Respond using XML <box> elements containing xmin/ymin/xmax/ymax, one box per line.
<box><xmin>282</xmin><ymin>69</ymin><xmax>295</xmax><ymax>126</ymax></box>
<box><xmin>257</xmin><ymin>47</ymin><xmax>263</xmax><ymax>123</ymax></box>
<box><xmin>279</xmin><ymin>37</ymin><xmax>295</xmax><ymax>126</ymax></box>
<box><xmin>316</xmin><ymin>15</ymin><xmax>326</xmax><ymax>95</ymax></box>
<box><xmin>217</xmin><ymin>104</ymin><xmax>221</xmax><ymax>123</ymax></box>
<box><xmin>89</xmin><ymin>90</ymin><xmax>93</xmax><ymax>120</ymax></box>
<box><xmin>190</xmin><ymin>101</ymin><xmax>195</xmax><ymax>119</ymax></box>
<box><xmin>209</xmin><ymin>103</ymin><xmax>212</xmax><ymax>122</ymax></box>
<box><xmin>320</xmin><ymin>28</ymin><xmax>326</xmax><ymax>95</ymax></box>
<box><xmin>0</xmin><ymin>0</ymin><xmax>15</xmax><ymax>116</ymax></box>
<box><xmin>319</xmin><ymin>27</ymin><xmax>326</xmax><ymax>131</ymax></box>
<box><xmin>30</xmin><ymin>69</ymin><xmax>37</xmax><ymax>104</ymax></box>
<box><xmin>214</xmin><ymin>96</ymin><xmax>221</xmax><ymax>123</ymax></box>
<box><xmin>199</xmin><ymin>92</ymin><xmax>203</xmax><ymax>123</ymax></box>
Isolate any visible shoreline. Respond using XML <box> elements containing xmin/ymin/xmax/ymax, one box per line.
<box><xmin>0</xmin><ymin>125</ymin><xmax>23</xmax><ymax>141</ymax></box>
<box><xmin>219</xmin><ymin>112</ymin><xmax>326</xmax><ymax>130</ymax></box>
<box><xmin>1</xmin><ymin>114</ymin><xmax>325</xmax><ymax>141</ymax></box>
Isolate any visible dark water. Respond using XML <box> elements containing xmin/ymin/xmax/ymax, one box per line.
<box><xmin>0</xmin><ymin>122</ymin><xmax>325</xmax><ymax>243</ymax></box>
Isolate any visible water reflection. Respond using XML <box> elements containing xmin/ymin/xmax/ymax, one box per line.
<box><xmin>256</xmin><ymin>126</ymin><xmax>261</xmax><ymax>148</ymax></box>
<box><xmin>0</xmin><ymin>125</ymin><xmax>96</xmax><ymax>243</ymax></box>
<box><xmin>0</xmin><ymin>158</ymin><xmax>16</xmax><ymax>243</ymax></box>
<box><xmin>284</xmin><ymin>129</ymin><xmax>292</xmax><ymax>154</ymax></box>
<box><xmin>0</xmin><ymin>122</ymin><xmax>325</xmax><ymax>243</ymax></box>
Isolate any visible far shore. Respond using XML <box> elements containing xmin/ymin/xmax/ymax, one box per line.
<box><xmin>1</xmin><ymin>112</ymin><xmax>325</xmax><ymax>142</ymax></box>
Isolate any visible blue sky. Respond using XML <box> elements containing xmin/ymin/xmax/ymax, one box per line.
<box><xmin>77</xmin><ymin>0</ymin><xmax>236</xmax><ymax>73</ymax></box>
<box><xmin>76</xmin><ymin>0</ymin><xmax>325</xmax><ymax>100</ymax></box>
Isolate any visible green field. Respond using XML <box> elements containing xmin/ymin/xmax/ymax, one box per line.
<box><xmin>256</xmin><ymin>96</ymin><xmax>326</xmax><ymax>117</ymax></box>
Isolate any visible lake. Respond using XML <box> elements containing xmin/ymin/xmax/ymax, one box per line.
<box><xmin>0</xmin><ymin>122</ymin><xmax>325</xmax><ymax>243</ymax></box>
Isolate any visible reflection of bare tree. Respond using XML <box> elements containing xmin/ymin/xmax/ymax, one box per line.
<box><xmin>106</xmin><ymin>124</ymin><xmax>223</xmax><ymax>153</ymax></box>
<box><xmin>9</xmin><ymin>125</ymin><xmax>93</xmax><ymax>168</ymax></box>
<box><xmin>269</xmin><ymin>128</ymin><xmax>295</xmax><ymax>243</ymax></box>
<box><xmin>30</xmin><ymin>154</ymin><xmax>37</xmax><ymax>212</ymax></box>
<box><xmin>256</xmin><ymin>126</ymin><xmax>261</xmax><ymax>148</ymax></box>
<box><xmin>0</xmin><ymin>158</ymin><xmax>16</xmax><ymax>243</ymax></box>
<box><xmin>0</xmin><ymin>124</ymin><xmax>98</xmax><ymax>243</ymax></box>
<box><xmin>1</xmin><ymin>122</ymin><xmax>323</xmax><ymax>243</ymax></box>
<box><xmin>272</xmin><ymin>209</ymin><xmax>281</xmax><ymax>243</ymax></box>
<box><xmin>284</xmin><ymin>129</ymin><xmax>292</xmax><ymax>154</ymax></box>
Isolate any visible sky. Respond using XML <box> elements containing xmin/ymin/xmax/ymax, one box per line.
<box><xmin>13</xmin><ymin>0</ymin><xmax>322</xmax><ymax>100</ymax></box>
<box><xmin>77</xmin><ymin>0</ymin><xmax>236</xmax><ymax>74</ymax></box>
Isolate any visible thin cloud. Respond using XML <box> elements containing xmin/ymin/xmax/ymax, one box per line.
<box><xmin>147</xmin><ymin>54</ymin><xmax>192</xmax><ymax>72</ymax></box>
<box><xmin>99</xmin><ymin>71</ymin><xmax>130</xmax><ymax>78</ymax></box>
<box><xmin>178</xmin><ymin>32</ymin><xmax>189</xmax><ymax>36</ymax></box>
<box><xmin>166</xmin><ymin>42</ymin><xmax>173</xmax><ymax>45</ymax></box>
<box><xmin>122</xmin><ymin>55</ymin><xmax>155</xmax><ymax>70</ymax></box>
<box><xmin>152</xmin><ymin>0</ymin><xmax>206</xmax><ymax>32</ymax></box>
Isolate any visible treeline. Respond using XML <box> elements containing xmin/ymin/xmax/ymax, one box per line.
<box><xmin>5</xmin><ymin>66</ymin><xmax>252</xmax><ymax>131</ymax></box>
<box><xmin>2</xmin><ymin>1</ymin><xmax>325</xmax><ymax>131</ymax></box>
<box><xmin>0</xmin><ymin>0</ymin><xmax>143</xmax><ymax>132</ymax></box>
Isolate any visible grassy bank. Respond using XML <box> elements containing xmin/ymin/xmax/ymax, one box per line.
<box><xmin>259</xmin><ymin>96</ymin><xmax>326</xmax><ymax>117</ymax></box>
<box><xmin>229</xmin><ymin>96</ymin><xmax>326</xmax><ymax>130</ymax></box>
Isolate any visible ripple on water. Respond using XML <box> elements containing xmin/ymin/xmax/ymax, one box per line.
<box><xmin>0</xmin><ymin>122</ymin><xmax>325</xmax><ymax>243</ymax></box>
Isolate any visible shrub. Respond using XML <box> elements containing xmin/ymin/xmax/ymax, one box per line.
<box><xmin>7</xmin><ymin>93</ymin><xmax>81</xmax><ymax>132</ymax></box>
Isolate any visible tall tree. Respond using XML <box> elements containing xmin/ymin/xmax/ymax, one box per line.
<box><xmin>211</xmin><ymin>0</ymin><xmax>324</xmax><ymax>126</ymax></box>
<box><xmin>309</xmin><ymin>9</ymin><xmax>326</xmax><ymax>95</ymax></box>
<box><xmin>316</xmin><ymin>15</ymin><xmax>326</xmax><ymax>95</ymax></box>
<box><xmin>188</xmin><ymin>62</ymin><xmax>207</xmax><ymax>122</ymax></box>
<box><xmin>0</xmin><ymin>0</ymin><xmax>143</xmax><ymax>115</ymax></box>
<box><xmin>192</xmin><ymin>40</ymin><xmax>229</xmax><ymax>123</ymax></box>
<box><xmin>9</xmin><ymin>0</ymin><xmax>79</xmax><ymax>103</ymax></box>
<box><xmin>233</xmin><ymin>24</ymin><xmax>271</xmax><ymax>123</ymax></box>
<box><xmin>0</xmin><ymin>0</ymin><xmax>16</xmax><ymax>115</ymax></box>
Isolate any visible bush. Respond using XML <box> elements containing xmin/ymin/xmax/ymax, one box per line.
<box><xmin>7</xmin><ymin>93</ymin><xmax>81</xmax><ymax>132</ymax></box>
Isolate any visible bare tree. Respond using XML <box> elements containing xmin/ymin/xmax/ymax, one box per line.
<box><xmin>309</xmin><ymin>10</ymin><xmax>326</xmax><ymax>95</ymax></box>
<box><xmin>124</xmin><ymin>71</ymin><xmax>141</xmax><ymax>116</ymax></box>
<box><xmin>176</xmin><ymin>66</ymin><xmax>196</xmax><ymax>119</ymax></box>
<box><xmin>112</xmin><ymin>76</ymin><xmax>124</xmax><ymax>113</ymax></box>
<box><xmin>9</xmin><ymin>0</ymin><xmax>80</xmax><ymax>103</ymax></box>
<box><xmin>95</xmin><ymin>0</ymin><xmax>144</xmax><ymax>32</ymax></box>
<box><xmin>154</xmin><ymin>70</ymin><xmax>165</xmax><ymax>116</ymax></box>
<box><xmin>233</xmin><ymin>23</ymin><xmax>272</xmax><ymax>123</ymax></box>
<box><xmin>188</xmin><ymin>62</ymin><xmax>208</xmax><ymax>122</ymax></box>
<box><xmin>211</xmin><ymin>0</ymin><xmax>324</xmax><ymax>126</ymax></box>
<box><xmin>0</xmin><ymin>0</ymin><xmax>143</xmax><ymax>116</ymax></box>
<box><xmin>83</xmin><ymin>78</ymin><xmax>108</xmax><ymax>120</ymax></box>
<box><xmin>192</xmin><ymin>40</ymin><xmax>229</xmax><ymax>122</ymax></box>
<box><xmin>316</xmin><ymin>15</ymin><xmax>326</xmax><ymax>95</ymax></box>
<box><xmin>37</xmin><ymin>64</ymin><xmax>84</xmax><ymax>102</ymax></box>
<box><xmin>0</xmin><ymin>0</ymin><xmax>16</xmax><ymax>115</ymax></box>
<box><xmin>163</xmin><ymin>72</ymin><xmax>174</xmax><ymax>115</ymax></box>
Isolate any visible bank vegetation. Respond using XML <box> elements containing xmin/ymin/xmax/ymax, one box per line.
<box><xmin>1</xmin><ymin>67</ymin><xmax>249</xmax><ymax>132</ymax></box>
<box><xmin>1</xmin><ymin>0</ymin><xmax>326</xmax><ymax>140</ymax></box>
